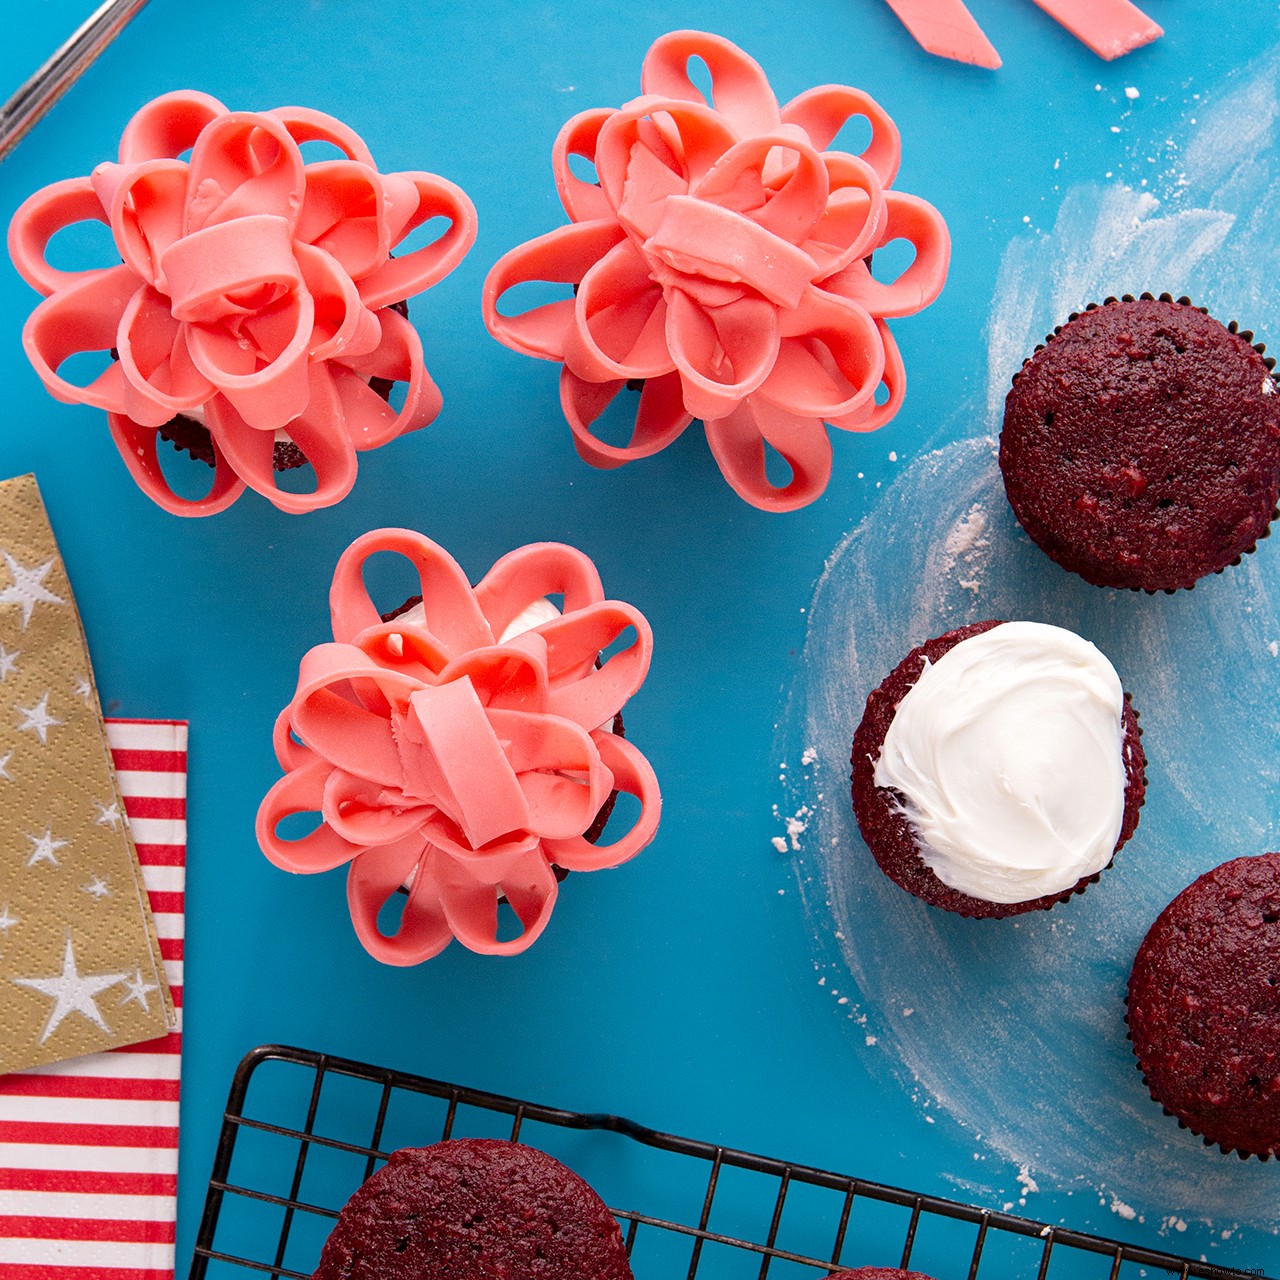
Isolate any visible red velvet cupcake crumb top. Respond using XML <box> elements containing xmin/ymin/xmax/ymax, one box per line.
<box><xmin>1128</xmin><ymin>852</ymin><xmax>1280</xmax><ymax>1159</ymax></box>
<box><xmin>312</xmin><ymin>1139</ymin><xmax>633</xmax><ymax>1279</ymax></box>
<box><xmin>1001</xmin><ymin>297</ymin><xmax>1280</xmax><ymax>591</ymax></box>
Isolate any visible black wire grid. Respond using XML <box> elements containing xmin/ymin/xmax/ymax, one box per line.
<box><xmin>190</xmin><ymin>1045</ymin><xmax>1268</xmax><ymax>1280</ymax></box>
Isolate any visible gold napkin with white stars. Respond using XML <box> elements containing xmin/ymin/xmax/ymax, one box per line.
<box><xmin>0</xmin><ymin>474</ymin><xmax>172</xmax><ymax>1071</ymax></box>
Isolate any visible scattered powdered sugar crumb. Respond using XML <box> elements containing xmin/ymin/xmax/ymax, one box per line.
<box><xmin>865</xmin><ymin>1034</ymin><xmax>877</xmax><ymax>1046</ymax></box>
<box><xmin>1109</xmin><ymin>1196</ymin><xmax>1138</xmax><ymax>1221</ymax></box>
<box><xmin>1162</xmin><ymin>1216</ymin><xmax>1189</xmax><ymax>1233</ymax></box>
<box><xmin>1016</xmin><ymin>1166</ymin><xmax>1039</xmax><ymax>1205</ymax></box>
<box><xmin>779</xmin><ymin>806</ymin><xmax>811</xmax><ymax>850</ymax></box>
<box><xmin>771</xmin><ymin>836</ymin><xmax>788</xmax><ymax>853</ymax></box>
<box><xmin>800</xmin><ymin>746</ymin><xmax>817</xmax><ymax>766</ymax></box>
<box><xmin>944</xmin><ymin>503</ymin><xmax>990</xmax><ymax>557</ymax></box>
<box><xmin>933</xmin><ymin>502</ymin><xmax>993</xmax><ymax>602</ymax></box>
<box><xmin>889</xmin><ymin>451</ymin><xmax>898</xmax><ymax>462</ymax></box>
<box><xmin>1125</xmin><ymin>86</ymin><xmax>1140</xmax><ymax>100</ymax></box>
<box><xmin>1268</xmin><ymin>641</ymin><xmax>1278</xmax><ymax>658</ymax></box>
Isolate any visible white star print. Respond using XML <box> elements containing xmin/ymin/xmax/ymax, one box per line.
<box><xmin>0</xmin><ymin>553</ymin><xmax>65</xmax><ymax>630</ymax></box>
<box><xmin>12</xmin><ymin>935</ymin><xmax>127</xmax><ymax>1043</ymax></box>
<box><xmin>82</xmin><ymin>875</ymin><xmax>110</xmax><ymax>899</ymax></box>
<box><xmin>73</xmin><ymin>675</ymin><xmax>91</xmax><ymax>704</ymax></box>
<box><xmin>0</xmin><ymin>644</ymin><xmax>18</xmax><ymax>682</ymax></box>
<box><xmin>16</xmin><ymin>691</ymin><xmax>63</xmax><ymax>744</ymax></box>
<box><xmin>0</xmin><ymin>753</ymin><xmax>13</xmax><ymax>783</ymax></box>
<box><xmin>26</xmin><ymin>829</ymin><xmax>67</xmax><ymax>867</ymax></box>
<box><xmin>0</xmin><ymin>905</ymin><xmax>18</xmax><ymax>935</ymax></box>
<box><xmin>93</xmin><ymin>801</ymin><xmax>122</xmax><ymax>830</ymax></box>
<box><xmin>118</xmin><ymin>969</ymin><xmax>159</xmax><ymax>1014</ymax></box>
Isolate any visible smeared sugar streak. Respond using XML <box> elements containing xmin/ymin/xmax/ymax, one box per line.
<box><xmin>776</xmin><ymin>42</ymin><xmax>1280</xmax><ymax>1251</ymax></box>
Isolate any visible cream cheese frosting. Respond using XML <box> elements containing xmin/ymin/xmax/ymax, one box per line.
<box><xmin>872</xmin><ymin>621</ymin><xmax>1126</xmax><ymax>904</ymax></box>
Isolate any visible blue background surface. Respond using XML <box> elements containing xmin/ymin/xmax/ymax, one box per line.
<box><xmin>2</xmin><ymin>0</ymin><xmax>1279</xmax><ymax>1275</ymax></box>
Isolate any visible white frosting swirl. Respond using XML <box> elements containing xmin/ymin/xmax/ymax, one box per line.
<box><xmin>872</xmin><ymin>621</ymin><xmax>1127</xmax><ymax>904</ymax></box>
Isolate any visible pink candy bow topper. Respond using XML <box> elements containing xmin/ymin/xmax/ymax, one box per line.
<box><xmin>9</xmin><ymin>91</ymin><xmax>477</xmax><ymax>516</ymax></box>
<box><xmin>483</xmin><ymin>30</ymin><xmax>950</xmax><ymax>512</ymax></box>
<box><xmin>257</xmin><ymin>530</ymin><xmax>661</xmax><ymax>964</ymax></box>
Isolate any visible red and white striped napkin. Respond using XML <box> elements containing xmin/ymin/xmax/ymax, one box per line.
<box><xmin>0</xmin><ymin>718</ymin><xmax>187</xmax><ymax>1279</ymax></box>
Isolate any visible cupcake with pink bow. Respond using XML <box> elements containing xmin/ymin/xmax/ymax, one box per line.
<box><xmin>257</xmin><ymin>529</ymin><xmax>661</xmax><ymax>964</ymax></box>
<box><xmin>9</xmin><ymin>91</ymin><xmax>476</xmax><ymax>515</ymax></box>
<box><xmin>484</xmin><ymin>30</ymin><xmax>949</xmax><ymax>511</ymax></box>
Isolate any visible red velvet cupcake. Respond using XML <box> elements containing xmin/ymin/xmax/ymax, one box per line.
<box><xmin>1127</xmin><ymin>852</ymin><xmax>1280</xmax><ymax>1159</ymax></box>
<box><xmin>851</xmin><ymin>620</ymin><xmax>1145</xmax><ymax>918</ymax></box>
<box><xmin>826</xmin><ymin>1270</ymin><xmax>937</xmax><ymax>1279</ymax></box>
<box><xmin>312</xmin><ymin>1139</ymin><xmax>633</xmax><ymax>1279</ymax></box>
<box><xmin>1000</xmin><ymin>294</ymin><xmax>1280</xmax><ymax>591</ymax></box>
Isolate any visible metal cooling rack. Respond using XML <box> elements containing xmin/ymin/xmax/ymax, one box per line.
<box><xmin>190</xmin><ymin>1044</ymin><xmax>1266</xmax><ymax>1280</ymax></box>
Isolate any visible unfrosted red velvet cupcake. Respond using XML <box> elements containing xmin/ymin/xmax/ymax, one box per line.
<box><xmin>9</xmin><ymin>92</ymin><xmax>476</xmax><ymax>515</ymax></box>
<box><xmin>1000</xmin><ymin>294</ymin><xmax>1280</xmax><ymax>591</ymax></box>
<box><xmin>257</xmin><ymin>530</ymin><xmax>661</xmax><ymax>964</ymax></box>
<box><xmin>312</xmin><ymin>1140</ymin><xmax>633</xmax><ymax>1280</ymax></box>
<box><xmin>1127</xmin><ymin>852</ymin><xmax>1280</xmax><ymax>1159</ymax></box>
<box><xmin>483</xmin><ymin>29</ymin><xmax>949</xmax><ymax>512</ymax></box>
<box><xmin>826</xmin><ymin>1270</ymin><xmax>937</xmax><ymax>1280</ymax></box>
<box><xmin>851</xmin><ymin>620</ymin><xmax>1145</xmax><ymax>918</ymax></box>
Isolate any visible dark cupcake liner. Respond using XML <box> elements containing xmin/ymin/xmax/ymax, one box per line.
<box><xmin>1123</xmin><ymin>994</ymin><xmax>1274</xmax><ymax>1162</ymax></box>
<box><xmin>850</xmin><ymin>620</ymin><xmax>1147</xmax><ymax>920</ymax></box>
<box><xmin>1003</xmin><ymin>292</ymin><xmax>1280</xmax><ymax>594</ymax></box>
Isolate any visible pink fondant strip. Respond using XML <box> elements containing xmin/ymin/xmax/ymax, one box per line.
<box><xmin>1028</xmin><ymin>0</ymin><xmax>1162</xmax><ymax>60</ymax></box>
<box><xmin>882</xmin><ymin>0</ymin><xmax>1002</xmax><ymax>69</ymax></box>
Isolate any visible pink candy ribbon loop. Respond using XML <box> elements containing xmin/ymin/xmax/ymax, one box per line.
<box><xmin>106</xmin><ymin>410</ymin><xmax>246</xmax><ymax>516</ymax></box>
<box><xmin>474</xmin><ymin>542</ymin><xmax>605</xmax><ymax>632</ymax></box>
<box><xmin>117</xmin><ymin>90</ymin><xmax>227</xmax><ymax>164</ymax></box>
<box><xmin>259</xmin><ymin>530</ymin><xmax>661</xmax><ymax>963</ymax></box>
<box><xmin>184</xmin><ymin>111</ymin><xmax>306</xmax><ymax>233</ymax></box>
<box><xmin>767</xmin><ymin>290</ymin><xmax>884</xmax><ymax>418</ymax></box>
<box><xmin>346</xmin><ymin>839</ymin><xmax>454</xmax><ymax>966</ymax></box>
<box><xmin>781</xmin><ymin>85</ymin><xmax>903</xmax><ymax>187</ymax></box>
<box><xmin>553</xmin><ymin>109</ymin><xmax>615</xmax><ymax>222</ymax></box>
<box><xmin>258</xmin><ymin>757</ymin><xmax>366</xmax><ymax>875</ymax></box>
<box><xmin>705</xmin><ymin>399</ymin><xmax>835</xmax><ymax>512</ymax></box>
<box><xmin>562</xmin><ymin>369</ymin><xmax>694</xmax><ymax>466</ymax></box>
<box><xmin>434</xmin><ymin>845</ymin><xmax>561</xmax><ymax>958</ymax></box>
<box><xmin>8</xmin><ymin>178</ymin><xmax>108</xmax><ymax>295</ymax></box>
<box><xmin>23</xmin><ymin>265</ymin><xmax>136</xmax><ymax>410</ymax></box>
<box><xmin>356</xmin><ymin>172</ymin><xmax>478</xmax><ymax>311</ymax></box>
<box><xmin>826</xmin><ymin>190</ymin><xmax>950</xmax><ymax>319</ymax></box>
<box><xmin>329</xmin><ymin>527</ymin><xmax>492</xmax><ymax>651</ymax></box>
<box><xmin>544</xmin><ymin>732</ymin><xmax>662</xmax><ymax>872</ymax></box>
<box><xmin>9</xmin><ymin>92</ymin><xmax>476</xmax><ymax>516</ymax></box>
<box><xmin>103</xmin><ymin>159</ymin><xmax>191</xmax><ymax>289</ymax></box>
<box><xmin>641</xmin><ymin>30</ymin><xmax>781</xmax><ymax>137</ymax></box>
<box><xmin>268</xmin><ymin>105</ymin><xmax>377</xmax><ymax>167</ymax></box>
<box><xmin>484</xmin><ymin>221</ymin><xmax>627</xmax><ymax>362</ymax></box>
<box><xmin>568</xmin><ymin>241</ymin><xmax>669</xmax><ymax>380</ymax></box>
<box><xmin>832</xmin><ymin>321</ymin><xmax>907</xmax><ymax>433</ymax></box>
<box><xmin>482</xmin><ymin>30</ymin><xmax>950</xmax><ymax>511</ymax></box>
